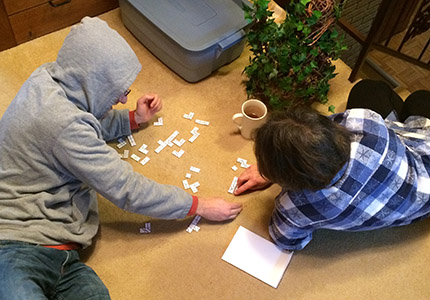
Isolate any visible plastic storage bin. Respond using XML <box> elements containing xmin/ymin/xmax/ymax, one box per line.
<box><xmin>119</xmin><ymin>0</ymin><xmax>251</xmax><ymax>82</ymax></box>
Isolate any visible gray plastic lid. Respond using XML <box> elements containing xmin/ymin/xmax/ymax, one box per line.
<box><xmin>128</xmin><ymin>0</ymin><xmax>250</xmax><ymax>51</ymax></box>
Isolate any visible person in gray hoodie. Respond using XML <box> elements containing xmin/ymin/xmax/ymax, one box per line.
<box><xmin>0</xmin><ymin>17</ymin><xmax>242</xmax><ymax>299</ymax></box>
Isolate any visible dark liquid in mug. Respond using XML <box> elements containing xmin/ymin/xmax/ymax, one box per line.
<box><xmin>244</xmin><ymin>105</ymin><xmax>265</xmax><ymax>119</ymax></box>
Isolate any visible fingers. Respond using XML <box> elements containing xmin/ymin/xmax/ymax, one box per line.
<box><xmin>234</xmin><ymin>181</ymin><xmax>250</xmax><ymax>195</ymax></box>
<box><xmin>150</xmin><ymin>97</ymin><xmax>162</xmax><ymax>112</ymax></box>
<box><xmin>196</xmin><ymin>197</ymin><xmax>243</xmax><ymax>221</ymax></box>
<box><xmin>142</xmin><ymin>94</ymin><xmax>162</xmax><ymax>112</ymax></box>
<box><xmin>230</xmin><ymin>202</ymin><xmax>243</xmax><ymax>209</ymax></box>
<box><xmin>235</xmin><ymin>172</ymin><xmax>251</xmax><ymax>195</ymax></box>
<box><xmin>228</xmin><ymin>206</ymin><xmax>242</xmax><ymax>219</ymax></box>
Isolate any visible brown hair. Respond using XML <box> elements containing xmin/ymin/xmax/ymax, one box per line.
<box><xmin>254</xmin><ymin>108</ymin><xmax>351</xmax><ymax>191</ymax></box>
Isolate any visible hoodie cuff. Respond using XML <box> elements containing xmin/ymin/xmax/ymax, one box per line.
<box><xmin>129</xmin><ymin>110</ymin><xmax>139</xmax><ymax>130</ymax></box>
<box><xmin>187</xmin><ymin>196</ymin><xmax>199</xmax><ymax>216</ymax></box>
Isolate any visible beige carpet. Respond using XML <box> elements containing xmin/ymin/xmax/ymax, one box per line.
<box><xmin>1</xmin><ymin>8</ymin><xmax>429</xmax><ymax>300</ymax></box>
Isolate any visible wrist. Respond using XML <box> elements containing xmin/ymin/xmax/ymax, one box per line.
<box><xmin>187</xmin><ymin>196</ymin><xmax>199</xmax><ymax>216</ymax></box>
<box><xmin>134</xmin><ymin>111</ymin><xmax>145</xmax><ymax>125</ymax></box>
<box><xmin>129</xmin><ymin>110</ymin><xmax>139</xmax><ymax>130</ymax></box>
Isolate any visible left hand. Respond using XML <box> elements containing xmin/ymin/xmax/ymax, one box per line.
<box><xmin>135</xmin><ymin>94</ymin><xmax>162</xmax><ymax>124</ymax></box>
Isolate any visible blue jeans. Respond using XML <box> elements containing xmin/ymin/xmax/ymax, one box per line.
<box><xmin>0</xmin><ymin>241</ymin><xmax>110</xmax><ymax>300</ymax></box>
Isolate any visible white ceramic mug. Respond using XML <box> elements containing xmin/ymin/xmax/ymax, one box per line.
<box><xmin>232</xmin><ymin>99</ymin><xmax>268</xmax><ymax>139</ymax></box>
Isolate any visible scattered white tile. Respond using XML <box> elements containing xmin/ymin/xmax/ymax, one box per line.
<box><xmin>186</xmin><ymin>215</ymin><xmax>201</xmax><ymax>233</ymax></box>
<box><xmin>237</xmin><ymin>158</ymin><xmax>250</xmax><ymax>168</ymax></box>
<box><xmin>195</xmin><ymin>119</ymin><xmax>210</xmax><ymax>126</ymax></box>
<box><xmin>154</xmin><ymin>131</ymin><xmax>180</xmax><ymax>154</ymax></box>
<box><xmin>188</xmin><ymin>134</ymin><xmax>199</xmax><ymax>143</ymax></box>
<box><xmin>140</xmin><ymin>157</ymin><xmax>150</xmax><ymax>166</ymax></box>
<box><xmin>185</xmin><ymin>173</ymin><xmax>192</xmax><ymax>179</ymax></box>
<box><xmin>232</xmin><ymin>165</ymin><xmax>238</xmax><ymax>171</ymax></box>
<box><xmin>117</xmin><ymin>141</ymin><xmax>127</xmax><ymax>149</ymax></box>
<box><xmin>138</xmin><ymin>144</ymin><xmax>149</xmax><ymax>154</ymax></box>
<box><xmin>127</xmin><ymin>135</ymin><xmax>136</xmax><ymax>147</ymax></box>
<box><xmin>190</xmin><ymin>166</ymin><xmax>200</xmax><ymax>173</ymax></box>
<box><xmin>228</xmin><ymin>176</ymin><xmax>238</xmax><ymax>194</ymax></box>
<box><xmin>183</xmin><ymin>112</ymin><xmax>195</xmax><ymax>120</ymax></box>
<box><xmin>123</xmin><ymin>150</ymin><xmax>129</xmax><ymax>159</ymax></box>
<box><xmin>153</xmin><ymin>117</ymin><xmax>164</xmax><ymax>126</ymax></box>
<box><xmin>173</xmin><ymin>138</ymin><xmax>186</xmax><ymax>147</ymax></box>
<box><xmin>155</xmin><ymin>145</ymin><xmax>165</xmax><ymax>154</ymax></box>
<box><xmin>190</xmin><ymin>182</ymin><xmax>200</xmax><ymax>188</ymax></box>
<box><xmin>190</xmin><ymin>185</ymin><xmax>198</xmax><ymax>193</ymax></box>
<box><xmin>131</xmin><ymin>154</ymin><xmax>141</xmax><ymax>162</ymax></box>
<box><xmin>167</xmin><ymin>131</ymin><xmax>179</xmax><ymax>142</ymax></box>
<box><xmin>182</xmin><ymin>180</ymin><xmax>190</xmax><ymax>189</ymax></box>
<box><xmin>139</xmin><ymin>222</ymin><xmax>151</xmax><ymax>234</ymax></box>
<box><xmin>172</xmin><ymin>149</ymin><xmax>185</xmax><ymax>158</ymax></box>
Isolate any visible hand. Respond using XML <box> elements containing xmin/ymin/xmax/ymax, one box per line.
<box><xmin>196</xmin><ymin>197</ymin><xmax>242</xmax><ymax>221</ymax></box>
<box><xmin>134</xmin><ymin>94</ymin><xmax>162</xmax><ymax>124</ymax></box>
<box><xmin>234</xmin><ymin>164</ymin><xmax>272</xmax><ymax>196</ymax></box>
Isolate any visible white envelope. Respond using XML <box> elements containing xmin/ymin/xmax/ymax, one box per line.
<box><xmin>222</xmin><ymin>226</ymin><xmax>293</xmax><ymax>288</ymax></box>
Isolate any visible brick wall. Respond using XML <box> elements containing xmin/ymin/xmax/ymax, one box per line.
<box><xmin>336</xmin><ymin>0</ymin><xmax>382</xmax><ymax>67</ymax></box>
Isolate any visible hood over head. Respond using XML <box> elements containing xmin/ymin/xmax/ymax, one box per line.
<box><xmin>47</xmin><ymin>17</ymin><xmax>142</xmax><ymax>119</ymax></box>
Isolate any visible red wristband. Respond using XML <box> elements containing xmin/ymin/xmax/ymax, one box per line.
<box><xmin>187</xmin><ymin>196</ymin><xmax>199</xmax><ymax>216</ymax></box>
<box><xmin>129</xmin><ymin>110</ymin><xmax>139</xmax><ymax>130</ymax></box>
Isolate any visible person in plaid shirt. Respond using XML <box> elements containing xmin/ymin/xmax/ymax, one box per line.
<box><xmin>235</xmin><ymin>79</ymin><xmax>430</xmax><ymax>251</ymax></box>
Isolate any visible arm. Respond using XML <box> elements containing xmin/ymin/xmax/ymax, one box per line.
<box><xmin>53</xmin><ymin>120</ymin><xmax>192</xmax><ymax>219</ymax></box>
<box><xmin>269</xmin><ymin>207</ymin><xmax>313</xmax><ymax>251</ymax></box>
<box><xmin>53</xmin><ymin>120</ymin><xmax>241</xmax><ymax>221</ymax></box>
<box><xmin>234</xmin><ymin>164</ymin><xmax>272</xmax><ymax>195</ymax></box>
<box><xmin>99</xmin><ymin>109</ymin><xmax>131</xmax><ymax>141</ymax></box>
<box><xmin>196</xmin><ymin>197</ymin><xmax>242</xmax><ymax>221</ymax></box>
<box><xmin>99</xmin><ymin>93</ymin><xmax>163</xmax><ymax>141</ymax></box>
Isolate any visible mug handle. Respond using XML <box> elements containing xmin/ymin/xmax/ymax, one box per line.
<box><xmin>232</xmin><ymin>113</ymin><xmax>243</xmax><ymax>129</ymax></box>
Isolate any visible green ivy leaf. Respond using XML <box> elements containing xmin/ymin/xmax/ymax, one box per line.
<box><xmin>310</xmin><ymin>61</ymin><xmax>318</xmax><ymax>69</ymax></box>
<box><xmin>330</xmin><ymin>29</ymin><xmax>339</xmax><ymax>39</ymax></box>
<box><xmin>243</xmin><ymin>0</ymin><xmax>346</xmax><ymax>112</ymax></box>
<box><xmin>302</xmin><ymin>26</ymin><xmax>311</xmax><ymax>36</ymax></box>
<box><xmin>292</xmin><ymin>65</ymin><xmax>301</xmax><ymax>73</ymax></box>
<box><xmin>313</xmin><ymin>10</ymin><xmax>322</xmax><ymax>19</ymax></box>
<box><xmin>328</xmin><ymin>105</ymin><xmax>336</xmax><ymax>114</ymax></box>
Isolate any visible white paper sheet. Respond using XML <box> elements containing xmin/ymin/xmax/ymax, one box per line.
<box><xmin>221</xmin><ymin>226</ymin><xmax>293</xmax><ymax>288</ymax></box>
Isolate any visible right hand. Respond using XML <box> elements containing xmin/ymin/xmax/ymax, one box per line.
<box><xmin>234</xmin><ymin>164</ymin><xmax>272</xmax><ymax>196</ymax></box>
<box><xmin>196</xmin><ymin>197</ymin><xmax>242</xmax><ymax>221</ymax></box>
<box><xmin>134</xmin><ymin>93</ymin><xmax>163</xmax><ymax>124</ymax></box>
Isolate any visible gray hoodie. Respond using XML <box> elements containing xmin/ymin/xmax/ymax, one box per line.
<box><xmin>0</xmin><ymin>17</ymin><xmax>192</xmax><ymax>248</ymax></box>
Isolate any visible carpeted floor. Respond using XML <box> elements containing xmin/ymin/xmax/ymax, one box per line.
<box><xmin>1</xmin><ymin>8</ymin><xmax>429</xmax><ymax>300</ymax></box>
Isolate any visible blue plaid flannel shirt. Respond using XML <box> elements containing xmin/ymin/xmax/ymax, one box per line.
<box><xmin>269</xmin><ymin>108</ymin><xmax>430</xmax><ymax>251</ymax></box>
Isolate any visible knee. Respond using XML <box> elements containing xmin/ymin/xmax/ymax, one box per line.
<box><xmin>352</xmin><ymin>79</ymin><xmax>389</xmax><ymax>92</ymax></box>
<box><xmin>406</xmin><ymin>90</ymin><xmax>430</xmax><ymax>103</ymax></box>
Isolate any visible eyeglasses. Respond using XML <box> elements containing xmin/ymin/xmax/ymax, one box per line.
<box><xmin>124</xmin><ymin>89</ymin><xmax>131</xmax><ymax>97</ymax></box>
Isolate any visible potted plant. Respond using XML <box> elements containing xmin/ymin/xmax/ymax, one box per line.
<box><xmin>243</xmin><ymin>0</ymin><xmax>347</xmax><ymax>112</ymax></box>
